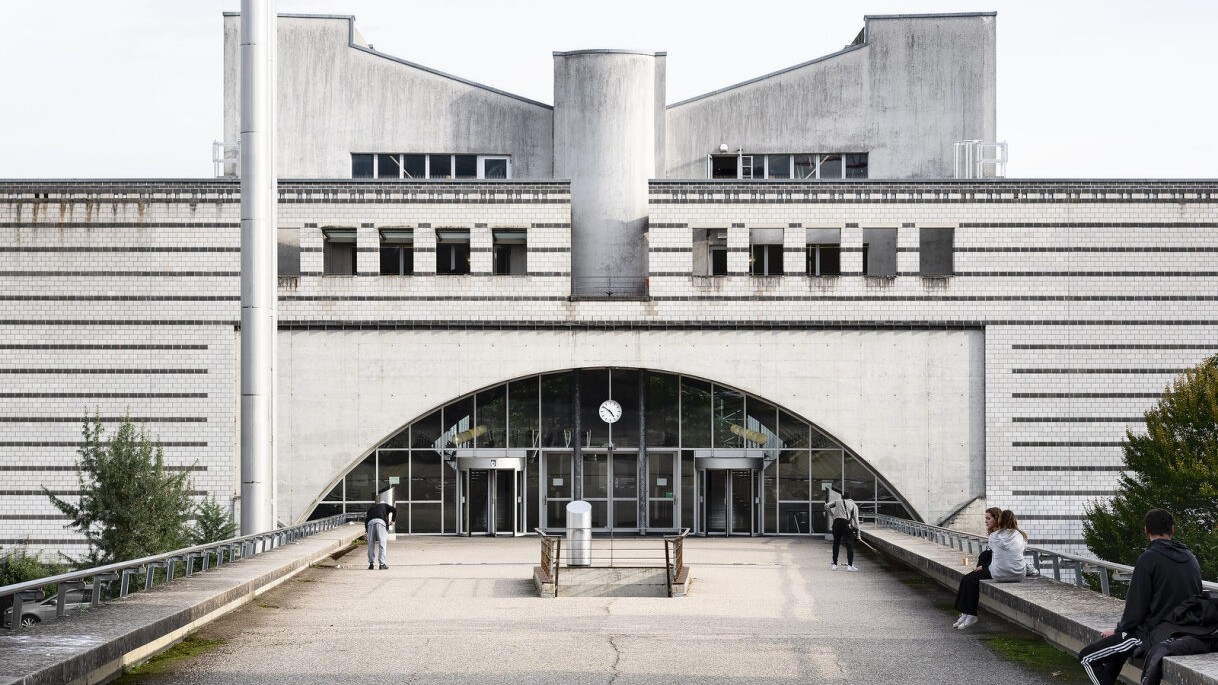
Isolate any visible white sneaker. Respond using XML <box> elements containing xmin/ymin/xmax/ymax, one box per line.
<box><xmin>847</xmin><ymin>565</ymin><xmax>859</xmax><ymax>572</ymax></box>
<box><xmin>831</xmin><ymin>563</ymin><xmax>839</xmax><ymax>570</ymax></box>
<box><xmin>956</xmin><ymin>615</ymin><xmax>978</xmax><ymax>629</ymax></box>
<box><xmin>952</xmin><ymin>614</ymin><xmax>966</xmax><ymax>628</ymax></box>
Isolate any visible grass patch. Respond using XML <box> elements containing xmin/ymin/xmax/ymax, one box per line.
<box><xmin>982</xmin><ymin>636</ymin><xmax>1088</xmax><ymax>683</ymax></box>
<box><xmin>898</xmin><ymin>576</ymin><xmax>929</xmax><ymax>586</ymax></box>
<box><xmin>295</xmin><ymin>578</ymin><xmax>317</xmax><ymax>583</ymax></box>
<box><xmin>257</xmin><ymin>603</ymin><xmax>280</xmax><ymax>609</ymax></box>
<box><xmin>112</xmin><ymin>636</ymin><xmax>224</xmax><ymax>682</ymax></box>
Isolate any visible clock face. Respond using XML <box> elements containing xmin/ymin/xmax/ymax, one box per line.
<box><xmin>598</xmin><ymin>399</ymin><xmax>622</xmax><ymax>424</ymax></box>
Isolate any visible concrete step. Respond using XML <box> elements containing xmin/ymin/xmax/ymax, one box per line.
<box><xmin>533</xmin><ymin>566</ymin><xmax>688</xmax><ymax>597</ymax></box>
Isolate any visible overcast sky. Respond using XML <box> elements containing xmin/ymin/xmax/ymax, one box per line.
<box><xmin>3</xmin><ymin>1</ymin><xmax>1214</xmax><ymax>179</ymax></box>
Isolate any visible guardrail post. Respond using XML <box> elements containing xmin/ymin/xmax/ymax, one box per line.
<box><xmin>1099</xmin><ymin>566</ymin><xmax>1111</xmax><ymax>596</ymax></box>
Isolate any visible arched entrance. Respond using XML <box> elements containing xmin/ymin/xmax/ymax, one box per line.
<box><xmin>307</xmin><ymin>368</ymin><xmax>913</xmax><ymax>535</ymax></box>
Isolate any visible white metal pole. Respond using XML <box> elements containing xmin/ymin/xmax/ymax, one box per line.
<box><xmin>240</xmin><ymin>0</ymin><xmax>277</xmax><ymax>534</ymax></box>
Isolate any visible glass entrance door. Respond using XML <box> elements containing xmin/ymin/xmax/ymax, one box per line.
<box><xmin>700</xmin><ymin>469</ymin><xmax>757</xmax><ymax>536</ymax></box>
<box><xmin>461</xmin><ymin>468</ymin><xmax>519</xmax><ymax>536</ymax></box>
<box><xmin>582</xmin><ymin>451</ymin><xmax>639</xmax><ymax>531</ymax></box>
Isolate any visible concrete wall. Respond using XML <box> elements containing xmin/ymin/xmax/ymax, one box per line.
<box><xmin>553</xmin><ymin>51</ymin><xmax>664</xmax><ymax>294</ymax></box>
<box><xmin>223</xmin><ymin>14</ymin><xmax>554</xmax><ymax>179</ymax></box>
<box><xmin>664</xmin><ymin>13</ymin><xmax>996</xmax><ymax>179</ymax></box>
<box><xmin>276</xmin><ymin>328</ymin><xmax>984</xmax><ymax>526</ymax></box>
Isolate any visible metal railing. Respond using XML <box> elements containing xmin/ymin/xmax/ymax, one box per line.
<box><xmin>536</xmin><ymin>529</ymin><xmax>690</xmax><ymax>598</ymax></box>
<box><xmin>570</xmin><ymin>276</ymin><xmax>649</xmax><ymax>298</ymax></box>
<box><xmin>875</xmin><ymin>514</ymin><xmax>1218</xmax><ymax>597</ymax></box>
<box><xmin>1</xmin><ymin>513</ymin><xmax>359</xmax><ymax>630</ymax></box>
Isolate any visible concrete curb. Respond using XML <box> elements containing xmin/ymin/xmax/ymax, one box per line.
<box><xmin>0</xmin><ymin>524</ymin><xmax>364</xmax><ymax>685</ymax></box>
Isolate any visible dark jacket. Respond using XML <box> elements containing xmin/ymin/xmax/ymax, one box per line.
<box><xmin>1116</xmin><ymin>538</ymin><xmax>1203</xmax><ymax>641</ymax></box>
<box><xmin>365</xmin><ymin>502</ymin><xmax>397</xmax><ymax>526</ymax></box>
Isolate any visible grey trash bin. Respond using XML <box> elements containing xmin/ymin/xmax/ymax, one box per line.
<box><xmin>566</xmin><ymin>500</ymin><xmax>591</xmax><ymax>567</ymax></box>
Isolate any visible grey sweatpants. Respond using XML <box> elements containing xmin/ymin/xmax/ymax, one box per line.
<box><xmin>366</xmin><ymin>519</ymin><xmax>388</xmax><ymax>566</ymax></box>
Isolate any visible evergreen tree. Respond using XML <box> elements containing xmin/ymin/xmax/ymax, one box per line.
<box><xmin>46</xmin><ymin>414</ymin><xmax>195</xmax><ymax>565</ymax></box>
<box><xmin>190</xmin><ymin>496</ymin><xmax>237</xmax><ymax>545</ymax></box>
<box><xmin>1083</xmin><ymin>355</ymin><xmax>1218</xmax><ymax>580</ymax></box>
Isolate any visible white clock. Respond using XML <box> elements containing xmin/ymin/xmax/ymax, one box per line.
<box><xmin>598</xmin><ymin>399</ymin><xmax>622</xmax><ymax>424</ymax></box>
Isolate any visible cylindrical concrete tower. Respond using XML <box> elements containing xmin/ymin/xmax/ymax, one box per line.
<box><xmin>553</xmin><ymin>50</ymin><xmax>666</xmax><ymax>297</ymax></box>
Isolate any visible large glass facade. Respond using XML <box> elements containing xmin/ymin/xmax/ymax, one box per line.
<box><xmin>307</xmin><ymin>369</ymin><xmax>912</xmax><ymax>534</ymax></box>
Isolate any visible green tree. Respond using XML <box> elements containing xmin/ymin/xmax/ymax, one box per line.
<box><xmin>1083</xmin><ymin>355</ymin><xmax>1218</xmax><ymax>580</ymax></box>
<box><xmin>45</xmin><ymin>414</ymin><xmax>195</xmax><ymax>565</ymax></box>
<box><xmin>190</xmin><ymin>496</ymin><xmax>237</xmax><ymax>545</ymax></box>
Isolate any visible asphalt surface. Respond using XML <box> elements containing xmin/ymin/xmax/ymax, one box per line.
<box><xmin>126</xmin><ymin>535</ymin><xmax>1078</xmax><ymax>684</ymax></box>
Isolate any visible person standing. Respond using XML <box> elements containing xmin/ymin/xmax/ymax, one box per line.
<box><xmin>826</xmin><ymin>491</ymin><xmax>861</xmax><ymax>571</ymax></box>
<box><xmin>364</xmin><ymin>501</ymin><xmax>397</xmax><ymax>570</ymax></box>
<box><xmin>1078</xmin><ymin>509</ymin><xmax>1202</xmax><ymax>685</ymax></box>
<box><xmin>954</xmin><ymin>508</ymin><xmax>1026</xmax><ymax>630</ymax></box>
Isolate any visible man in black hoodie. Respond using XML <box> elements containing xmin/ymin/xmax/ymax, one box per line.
<box><xmin>1078</xmin><ymin>508</ymin><xmax>1202</xmax><ymax>685</ymax></box>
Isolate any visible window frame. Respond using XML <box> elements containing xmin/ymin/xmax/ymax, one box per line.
<box><xmin>322</xmin><ymin>227</ymin><xmax>357</xmax><ymax>276</ymax></box>
<box><xmin>353</xmin><ymin>154</ymin><xmax>512</xmax><ymax>180</ymax></box>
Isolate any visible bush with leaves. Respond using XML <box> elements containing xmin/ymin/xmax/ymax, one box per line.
<box><xmin>45</xmin><ymin>414</ymin><xmax>196</xmax><ymax>565</ymax></box>
<box><xmin>1083</xmin><ymin>355</ymin><xmax>1218</xmax><ymax>580</ymax></box>
<box><xmin>191</xmin><ymin>496</ymin><xmax>237</xmax><ymax>545</ymax></box>
<box><xmin>0</xmin><ymin>544</ymin><xmax>66</xmax><ymax>587</ymax></box>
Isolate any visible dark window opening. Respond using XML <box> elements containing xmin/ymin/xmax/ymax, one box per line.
<box><xmin>454</xmin><ymin>155</ymin><xmax>478</xmax><ymax>179</ymax></box>
<box><xmin>845</xmin><ymin>153</ymin><xmax>868</xmax><ymax>179</ymax></box>
<box><xmin>920</xmin><ymin>227</ymin><xmax>954</xmax><ymax>276</ymax></box>
<box><xmin>429</xmin><ymin>154</ymin><xmax>452</xmax><ymax>179</ymax></box>
<box><xmin>483</xmin><ymin>158</ymin><xmax>508</xmax><ymax>179</ymax></box>
<box><xmin>711</xmin><ymin>155</ymin><xmax>737</xmax><ymax>179</ymax></box>
<box><xmin>379</xmin><ymin>229</ymin><xmax>414</xmax><ymax>276</ymax></box>
<box><xmin>376</xmin><ymin>154</ymin><xmax>400</xmax><ymax>179</ymax></box>
<box><xmin>323</xmin><ymin>228</ymin><xmax>357</xmax><ymax>275</ymax></box>
<box><xmin>403</xmin><ymin>154</ymin><xmax>426</xmax><ymax>178</ymax></box>
<box><xmin>805</xmin><ymin>228</ymin><xmax>841</xmax><ymax>276</ymax></box>
<box><xmin>493</xmin><ymin>229</ymin><xmax>527</xmax><ymax>275</ymax></box>
<box><xmin>750</xmin><ymin>228</ymin><xmax>784</xmax><ymax>275</ymax></box>
<box><xmin>436</xmin><ymin>229</ymin><xmax>470</xmax><ymax>275</ymax></box>
<box><xmin>351</xmin><ymin>154</ymin><xmax>374</xmax><ymax>178</ymax></box>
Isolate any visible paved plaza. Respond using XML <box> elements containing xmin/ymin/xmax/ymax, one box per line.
<box><xmin>123</xmin><ymin>535</ymin><xmax>1078</xmax><ymax>684</ymax></box>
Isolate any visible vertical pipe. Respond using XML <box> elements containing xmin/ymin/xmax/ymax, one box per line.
<box><xmin>240</xmin><ymin>0</ymin><xmax>277</xmax><ymax>534</ymax></box>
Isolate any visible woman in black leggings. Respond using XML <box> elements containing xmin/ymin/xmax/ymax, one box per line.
<box><xmin>952</xmin><ymin>507</ymin><xmax>1001</xmax><ymax>629</ymax></box>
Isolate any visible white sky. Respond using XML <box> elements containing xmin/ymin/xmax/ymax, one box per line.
<box><xmin>3</xmin><ymin>0</ymin><xmax>1214</xmax><ymax>179</ymax></box>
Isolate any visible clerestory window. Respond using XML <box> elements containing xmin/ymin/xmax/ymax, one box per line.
<box><xmin>352</xmin><ymin>154</ymin><xmax>511</xmax><ymax>179</ymax></box>
<box><xmin>708</xmin><ymin>153</ymin><xmax>867</xmax><ymax>180</ymax></box>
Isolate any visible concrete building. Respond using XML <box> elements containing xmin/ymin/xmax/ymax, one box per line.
<box><xmin>2</xmin><ymin>12</ymin><xmax>1214</xmax><ymax>558</ymax></box>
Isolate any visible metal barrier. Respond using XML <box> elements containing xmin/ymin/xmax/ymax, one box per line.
<box><xmin>874</xmin><ymin>514</ymin><xmax>1218</xmax><ymax>597</ymax></box>
<box><xmin>1</xmin><ymin>513</ymin><xmax>360</xmax><ymax>630</ymax></box>
<box><xmin>536</xmin><ymin>529</ymin><xmax>690</xmax><ymax>598</ymax></box>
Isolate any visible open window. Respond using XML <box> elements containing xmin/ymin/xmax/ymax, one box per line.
<box><xmin>379</xmin><ymin>229</ymin><xmax>414</xmax><ymax>276</ymax></box>
<box><xmin>436</xmin><ymin>229</ymin><xmax>471</xmax><ymax>275</ymax></box>
<box><xmin>353</xmin><ymin>154</ymin><xmax>511</xmax><ymax>179</ymax></box>
<box><xmin>322</xmin><ymin>228</ymin><xmax>357</xmax><ymax>275</ymax></box>
<box><xmin>920</xmin><ymin>227</ymin><xmax>954</xmax><ymax>276</ymax></box>
<box><xmin>493</xmin><ymin>229</ymin><xmax>527</xmax><ymax>275</ymax></box>
<box><xmin>861</xmin><ymin>228</ymin><xmax>897</xmax><ymax>277</ymax></box>
<box><xmin>749</xmin><ymin>228</ymin><xmax>784</xmax><ymax>276</ymax></box>
<box><xmin>692</xmin><ymin>228</ymin><xmax>728</xmax><ymax>276</ymax></box>
<box><xmin>805</xmin><ymin>228</ymin><xmax>841</xmax><ymax>276</ymax></box>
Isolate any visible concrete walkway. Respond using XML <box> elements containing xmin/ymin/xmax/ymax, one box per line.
<box><xmin>123</xmin><ymin>534</ymin><xmax>1079</xmax><ymax>684</ymax></box>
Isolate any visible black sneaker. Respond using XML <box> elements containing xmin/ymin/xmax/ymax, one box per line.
<box><xmin>379</xmin><ymin>564</ymin><xmax>388</xmax><ymax>570</ymax></box>
<box><xmin>368</xmin><ymin>564</ymin><xmax>374</xmax><ymax>570</ymax></box>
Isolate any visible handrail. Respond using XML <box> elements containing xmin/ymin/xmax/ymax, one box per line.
<box><xmin>874</xmin><ymin>514</ymin><xmax>1218</xmax><ymax>597</ymax></box>
<box><xmin>663</xmin><ymin>528</ymin><xmax>691</xmax><ymax>598</ymax></box>
<box><xmin>534</xmin><ymin>528</ymin><xmax>562</xmax><ymax>597</ymax></box>
<box><xmin>1</xmin><ymin>513</ymin><xmax>361</xmax><ymax>630</ymax></box>
<box><xmin>535</xmin><ymin>529</ymin><xmax>689</xmax><ymax>598</ymax></box>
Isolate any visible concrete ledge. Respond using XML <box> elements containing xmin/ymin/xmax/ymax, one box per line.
<box><xmin>863</xmin><ymin>525</ymin><xmax>1218</xmax><ymax>685</ymax></box>
<box><xmin>0</xmin><ymin>523</ymin><xmax>365</xmax><ymax>685</ymax></box>
<box><xmin>532</xmin><ymin>565</ymin><xmax>690</xmax><ymax>598</ymax></box>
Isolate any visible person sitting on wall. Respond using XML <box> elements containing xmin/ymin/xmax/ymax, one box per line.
<box><xmin>1078</xmin><ymin>508</ymin><xmax>1202</xmax><ymax>685</ymax></box>
<box><xmin>953</xmin><ymin>507</ymin><xmax>1027</xmax><ymax>629</ymax></box>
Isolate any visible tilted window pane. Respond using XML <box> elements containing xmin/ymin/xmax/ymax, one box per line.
<box><xmin>843</xmin><ymin>454</ymin><xmax>877</xmax><ymax>502</ymax></box>
<box><xmin>345</xmin><ymin>454</ymin><xmax>376</xmax><ymax>501</ymax></box>
<box><xmin>778</xmin><ymin>410</ymin><xmax>809</xmax><ymax>449</ymax></box>
<box><xmin>411</xmin><ymin>409</ymin><xmax>442</xmax><ymax>449</ymax></box>
<box><xmin>794</xmin><ymin>154</ymin><xmax>816</xmax><ymax>179</ymax></box>
<box><xmin>402</xmin><ymin>154</ymin><xmax>425</xmax><ymax>179</ymax></box>
<box><xmin>377</xmin><ymin>154</ymin><xmax>400</xmax><ymax>179</ymax></box>
<box><xmin>443</xmin><ymin>395</ymin><xmax>475</xmax><ymax>447</ymax></box>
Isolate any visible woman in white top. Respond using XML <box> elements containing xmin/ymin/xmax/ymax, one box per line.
<box><xmin>953</xmin><ymin>508</ymin><xmax>1027</xmax><ymax>629</ymax></box>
